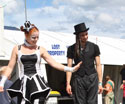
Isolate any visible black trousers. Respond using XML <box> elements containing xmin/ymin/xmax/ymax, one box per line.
<box><xmin>73</xmin><ymin>73</ymin><xmax>98</xmax><ymax>104</ymax></box>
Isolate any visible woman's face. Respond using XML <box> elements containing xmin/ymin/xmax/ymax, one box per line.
<box><xmin>26</xmin><ymin>31</ymin><xmax>39</xmax><ymax>46</ymax></box>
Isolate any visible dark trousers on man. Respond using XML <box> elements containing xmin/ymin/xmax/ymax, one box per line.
<box><xmin>73</xmin><ymin>73</ymin><xmax>98</xmax><ymax>104</ymax></box>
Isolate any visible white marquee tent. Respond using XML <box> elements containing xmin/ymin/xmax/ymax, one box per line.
<box><xmin>0</xmin><ymin>29</ymin><xmax>125</xmax><ymax>66</ymax></box>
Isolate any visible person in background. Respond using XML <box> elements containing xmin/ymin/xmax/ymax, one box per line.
<box><xmin>120</xmin><ymin>64</ymin><xmax>125</xmax><ymax>104</ymax></box>
<box><xmin>66</xmin><ymin>22</ymin><xmax>103</xmax><ymax>104</ymax></box>
<box><xmin>103</xmin><ymin>75</ymin><xmax>115</xmax><ymax>104</ymax></box>
<box><xmin>120</xmin><ymin>64</ymin><xmax>125</xmax><ymax>83</ymax></box>
<box><xmin>0</xmin><ymin>21</ymin><xmax>82</xmax><ymax>104</ymax></box>
<box><xmin>0</xmin><ymin>66</ymin><xmax>17</xmax><ymax>104</ymax></box>
<box><xmin>120</xmin><ymin>80</ymin><xmax>125</xmax><ymax>104</ymax></box>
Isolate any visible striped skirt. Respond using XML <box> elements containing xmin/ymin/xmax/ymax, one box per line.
<box><xmin>7</xmin><ymin>73</ymin><xmax>51</xmax><ymax>103</ymax></box>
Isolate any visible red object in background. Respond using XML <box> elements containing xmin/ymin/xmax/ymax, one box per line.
<box><xmin>123</xmin><ymin>84</ymin><xmax>125</xmax><ymax>98</ymax></box>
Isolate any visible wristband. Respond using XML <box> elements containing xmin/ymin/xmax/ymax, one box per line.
<box><xmin>99</xmin><ymin>82</ymin><xmax>102</xmax><ymax>86</ymax></box>
<box><xmin>64</xmin><ymin>66</ymin><xmax>75</xmax><ymax>72</ymax></box>
<box><xmin>0</xmin><ymin>75</ymin><xmax>7</xmax><ymax>87</ymax></box>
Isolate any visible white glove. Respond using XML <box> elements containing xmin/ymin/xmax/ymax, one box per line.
<box><xmin>0</xmin><ymin>75</ymin><xmax>7</xmax><ymax>87</ymax></box>
<box><xmin>64</xmin><ymin>66</ymin><xmax>75</xmax><ymax>72</ymax></box>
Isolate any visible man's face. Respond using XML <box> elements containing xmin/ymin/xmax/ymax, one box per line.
<box><xmin>79</xmin><ymin>31</ymin><xmax>88</xmax><ymax>43</ymax></box>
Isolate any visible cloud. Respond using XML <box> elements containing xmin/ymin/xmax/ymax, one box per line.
<box><xmin>120</xmin><ymin>35</ymin><xmax>125</xmax><ymax>39</ymax></box>
<box><xmin>1</xmin><ymin>0</ymin><xmax>24</xmax><ymax>14</ymax></box>
<box><xmin>96</xmin><ymin>13</ymin><xmax>120</xmax><ymax>27</ymax></box>
<box><xmin>22</xmin><ymin>5</ymin><xmax>68</xmax><ymax>32</ymax></box>
<box><xmin>1</xmin><ymin>0</ymin><xmax>125</xmax><ymax>38</ymax></box>
<box><xmin>53</xmin><ymin>0</ymin><xmax>97</xmax><ymax>6</ymax></box>
<box><xmin>98</xmin><ymin>13</ymin><xmax>113</xmax><ymax>23</ymax></box>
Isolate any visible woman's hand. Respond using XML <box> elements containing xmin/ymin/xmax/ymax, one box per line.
<box><xmin>64</xmin><ymin>61</ymin><xmax>82</xmax><ymax>72</ymax></box>
<box><xmin>73</xmin><ymin>61</ymin><xmax>82</xmax><ymax>72</ymax></box>
<box><xmin>0</xmin><ymin>86</ymin><xmax>4</xmax><ymax>92</ymax></box>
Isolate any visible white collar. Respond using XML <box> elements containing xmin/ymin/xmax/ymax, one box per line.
<box><xmin>24</xmin><ymin>40</ymin><xmax>33</xmax><ymax>47</ymax></box>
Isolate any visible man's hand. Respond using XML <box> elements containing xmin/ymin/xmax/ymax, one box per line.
<box><xmin>66</xmin><ymin>84</ymin><xmax>72</xmax><ymax>95</ymax></box>
<box><xmin>98</xmin><ymin>85</ymin><xmax>103</xmax><ymax>94</ymax></box>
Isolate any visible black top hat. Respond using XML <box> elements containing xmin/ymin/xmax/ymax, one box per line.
<box><xmin>73</xmin><ymin>22</ymin><xmax>89</xmax><ymax>35</ymax></box>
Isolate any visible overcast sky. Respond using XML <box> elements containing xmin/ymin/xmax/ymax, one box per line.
<box><xmin>0</xmin><ymin>0</ymin><xmax>125</xmax><ymax>39</ymax></box>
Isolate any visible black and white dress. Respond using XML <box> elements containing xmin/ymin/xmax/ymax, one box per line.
<box><xmin>7</xmin><ymin>45</ymin><xmax>51</xmax><ymax>104</ymax></box>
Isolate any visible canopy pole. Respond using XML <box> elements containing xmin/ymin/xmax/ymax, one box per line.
<box><xmin>25</xmin><ymin>0</ymin><xmax>27</xmax><ymax>21</ymax></box>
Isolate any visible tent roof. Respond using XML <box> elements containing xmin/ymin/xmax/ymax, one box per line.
<box><xmin>89</xmin><ymin>35</ymin><xmax>125</xmax><ymax>65</ymax></box>
<box><xmin>0</xmin><ymin>29</ymin><xmax>125</xmax><ymax>65</ymax></box>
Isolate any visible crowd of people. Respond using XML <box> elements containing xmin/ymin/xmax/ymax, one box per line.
<box><xmin>0</xmin><ymin>21</ymin><xmax>124</xmax><ymax>104</ymax></box>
